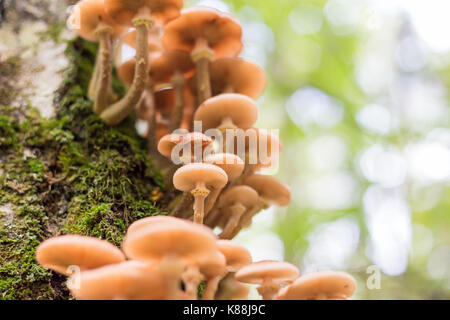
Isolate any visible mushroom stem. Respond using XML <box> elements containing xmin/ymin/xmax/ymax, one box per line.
<box><xmin>258</xmin><ymin>282</ymin><xmax>281</xmax><ymax>300</ymax></box>
<box><xmin>144</xmin><ymin>86</ymin><xmax>158</xmax><ymax>155</ymax></box>
<box><xmin>191</xmin><ymin>182</ymin><xmax>210</xmax><ymax>224</ymax></box>
<box><xmin>202</xmin><ymin>275</ymin><xmax>224</xmax><ymax>300</ymax></box>
<box><xmin>204</xmin><ymin>206</ymin><xmax>221</xmax><ymax>228</ymax></box>
<box><xmin>192</xmin><ymin>38</ymin><xmax>213</xmax><ymax>106</ymax></box>
<box><xmin>182</xmin><ymin>266</ymin><xmax>204</xmax><ymax>300</ymax></box>
<box><xmin>228</xmin><ymin>200</ymin><xmax>266</xmax><ymax>239</ymax></box>
<box><xmin>88</xmin><ymin>47</ymin><xmax>102</xmax><ymax>100</ymax></box>
<box><xmin>219</xmin><ymin>203</ymin><xmax>246</xmax><ymax>240</ymax></box>
<box><xmin>204</xmin><ymin>188</ymin><xmax>221</xmax><ymax>216</ymax></box>
<box><xmin>159</xmin><ymin>256</ymin><xmax>185</xmax><ymax>300</ymax></box>
<box><xmin>93</xmin><ymin>26</ymin><xmax>113</xmax><ymax>114</ymax></box>
<box><xmin>223</xmin><ymin>84</ymin><xmax>234</xmax><ymax>94</ymax></box>
<box><xmin>170</xmin><ymin>71</ymin><xmax>186</xmax><ymax>132</ymax></box>
<box><xmin>100</xmin><ymin>16</ymin><xmax>152</xmax><ymax>125</ymax></box>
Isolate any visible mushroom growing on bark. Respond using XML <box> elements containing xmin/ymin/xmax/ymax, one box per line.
<box><xmin>276</xmin><ymin>271</ymin><xmax>356</xmax><ymax>300</ymax></box>
<box><xmin>36</xmin><ymin>235</ymin><xmax>125</xmax><ymax>275</ymax></box>
<box><xmin>173</xmin><ymin>163</ymin><xmax>228</xmax><ymax>224</ymax></box>
<box><xmin>236</xmin><ymin>260</ymin><xmax>300</xmax><ymax>300</ymax></box>
<box><xmin>162</xmin><ymin>7</ymin><xmax>243</xmax><ymax>104</ymax></box>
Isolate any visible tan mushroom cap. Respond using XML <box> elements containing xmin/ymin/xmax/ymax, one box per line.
<box><xmin>173</xmin><ymin>163</ymin><xmax>228</xmax><ymax>193</ymax></box>
<box><xmin>162</xmin><ymin>7</ymin><xmax>243</xmax><ymax>59</ymax></box>
<box><xmin>157</xmin><ymin>132</ymin><xmax>213</xmax><ymax>159</ymax></box>
<box><xmin>126</xmin><ymin>215</ymin><xmax>189</xmax><ymax>237</ymax></box>
<box><xmin>69</xmin><ymin>0</ymin><xmax>125</xmax><ymax>42</ymax></box>
<box><xmin>105</xmin><ymin>0</ymin><xmax>183</xmax><ymax>26</ymax></box>
<box><xmin>276</xmin><ymin>271</ymin><xmax>356</xmax><ymax>300</ymax></box>
<box><xmin>122</xmin><ymin>220</ymin><xmax>219</xmax><ymax>264</ymax></box>
<box><xmin>198</xmin><ymin>251</ymin><xmax>227</xmax><ymax>279</ymax></box>
<box><xmin>117</xmin><ymin>59</ymin><xmax>137</xmax><ymax>86</ymax></box>
<box><xmin>219</xmin><ymin>185</ymin><xmax>259</xmax><ymax>210</ymax></box>
<box><xmin>244</xmin><ymin>174</ymin><xmax>291</xmax><ymax>207</ymax></box>
<box><xmin>71</xmin><ymin>261</ymin><xmax>167</xmax><ymax>300</ymax></box>
<box><xmin>204</xmin><ymin>153</ymin><xmax>244</xmax><ymax>181</ymax></box>
<box><xmin>194</xmin><ymin>94</ymin><xmax>258</xmax><ymax>131</ymax></box>
<box><xmin>210</xmin><ymin>58</ymin><xmax>266</xmax><ymax>98</ymax></box>
<box><xmin>235</xmin><ymin>260</ymin><xmax>300</xmax><ymax>285</ymax></box>
<box><xmin>217</xmin><ymin>240</ymin><xmax>252</xmax><ymax>272</ymax></box>
<box><xmin>121</xmin><ymin>28</ymin><xmax>162</xmax><ymax>52</ymax></box>
<box><xmin>150</xmin><ymin>50</ymin><xmax>195</xmax><ymax>84</ymax></box>
<box><xmin>36</xmin><ymin>235</ymin><xmax>125</xmax><ymax>275</ymax></box>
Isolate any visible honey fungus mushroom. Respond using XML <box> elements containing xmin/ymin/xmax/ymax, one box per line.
<box><xmin>236</xmin><ymin>260</ymin><xmax>300</xmax><ymax>300</ymax></box>
<box><xmin>36</xmin><ymin>235</ymin><xmax>125</xmax><ymax>275</ymax></box>
<box><xmin>69</xmin><ymin>0</ymin><xmax>125</xmax><ymax>111</ymax></box>
<box><xmin>173</xmin><ymin>163</ymin><xmax>228</xmax><ymax>224</ymax></box>
<box><xmin>276</xmin><ymin>271</ymin><xmax>356</xmax><ymax>300</ymax></box>
<box><xmin>163</xmin><ymin>7</ymin><xmax>243</xmax><ymax>104</ymax></box>
<box><xmin>202</xmin><ymin>240</ymin><xmax>252</xmax><ymax>300</ymax></box>
<box><xmin>70</xmin><ymin>261</ymin><xmax>168</xmax><ymax>300</ymax></box>
<box><xmin>158</xmin><ymin>132</ymin><xmax>213</xmax><ymax>165</ymax></box>
<box><xmin>100</xmin><ymin>0</ymin><xmax>183</xmax><ymax>125</ymax></box>
<box><xmin>122</xmin><ymin>216</ymin><xmax>223</xmax><ymax>299</ymax></box>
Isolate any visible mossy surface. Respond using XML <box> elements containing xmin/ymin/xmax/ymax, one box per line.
<box><xmin>0</xmin><ymin>36</ymin><xmax>166</xmax><ymax>300</ymax></box>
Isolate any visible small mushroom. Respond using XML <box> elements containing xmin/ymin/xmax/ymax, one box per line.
<box><xmin>70</xmin><ymin>260</ymin><xmax>168</xmax><ymax>300</ymax></box>
<box><xmin>162</xmin><ymin>7</ymin><xmax>243</xmax><ymax>104</ymax></box>
<box><xmin>235</xmin><ymin>260</ymin><xmax>300</xmax><ymax>300</ymax></box>
<box><xmin>173</xmin><ymin>163</ymin><xmax>228</xmax><ymax>224</ymax></box>
<box><xmin>215</xmin><ymin>273</ymin><xmax>250</xmax><ymax>300</ymax></box>
<box><xmin>210</xmin><ymin>57</ymin><xmax>266</xmax><ymax>98</ymax></box>
<box><xmin>158</xmin><ymin>132</ymin><xmax>213</xmax><ymax>165</ymax></box>
<box><xmin>276</xmin><ymin>271</ymin><xmax>356</xmax><ymax>300</ymax></box>
<box><xmin>36</xmin><ymin>235</ymin><xmax>125</xmax><ymax>275</ymax></box>
<box><xmin>69</xmin><ymin>0</ymin><xmax>125</xmax><ymax>112</ymax></box>
<box><xmin>216</xmin><ymin>186</ymin><xmax>259</xmax><ymax>239</ymax></box>
<box><xmin>202</xmin><ymin>240</ymin><xmax>252</xmax><ymax>300</ymax></box>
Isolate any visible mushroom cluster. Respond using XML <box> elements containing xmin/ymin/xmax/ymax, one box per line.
<box><xmin>45</xmin><ymin>0</ymin><xmax>359</xmax><ymax>300</ymax></box>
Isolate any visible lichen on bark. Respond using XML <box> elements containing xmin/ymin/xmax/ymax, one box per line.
<box><xmin>0</xmin><ymin>31</ymin><xmax>167</xmax><ymax>300</ymax></box>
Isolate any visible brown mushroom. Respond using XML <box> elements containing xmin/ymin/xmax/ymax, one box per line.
<box><xmin>36</xmin><ymin>235</ymin><xmax>125</xmax><ymax>275</ymax></box>
<box><xmin>162</xmin><ymin>7</ymin><xmax>243</xmax><ymax>104</ymax></box>
<box><xmin>236</xmin><ymin>260</ymin><xmax>300</xmax><ymax>300</ymax></box>
<box><xmin>210</xmin><ymin>57</ymin><xmax>266</xmax><ymax>98</ymax></box>
<box><xmin>158</xmin><ymin>132</ymin><xmax>213</xmax><ymax>165</ymax></box>
<box><xmin>173</xmin><ymin>163</ymin><xmax>228</xmax><ymax>224</ymax></box>
<box><xmin>276</xmin><ymin>271</ymin><xmax>356</xmax><ymax>300</ymax></box>
<box><xmin>69</xmin><ymin>0</ymin><xmax>125</xmax><ymax>112</ymax></box>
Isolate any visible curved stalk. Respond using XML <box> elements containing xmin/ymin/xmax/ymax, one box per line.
<box><xmin>88</xmin><ymin>47</ymin><xmax>101</xmax><ymax>100</ymax></box>
<box><xmin>93</xmin><ymin>29</ymin><xmax>112</xmax><ymax>114</ymax></box>
<box><xmin>228</xmin><ymin>202</ymin><xmax>264</xmax><ymax>239</ymax></box>
<box><xmin>182</xmin><ymin>266</ymin><xmax>204</xmax><ymax>300</ymax></box>
<box><xmin>219</xmin><ymin>203</ymin><xmax>246</xmax><ymax>240</ymax></box>
<box><xmin>202</xmin><ymin>275</ymin><xmax>223</xmax><ymax>300</ymax></box>
<box><xmin>204</xmin><ymin>188</ymin><xmax>221</xmax><ymax>216</ymax></box>
<box><xmin>170</xmin><ymin>72</ymin><xmax>186</xmax><ymax>132</ymax></box>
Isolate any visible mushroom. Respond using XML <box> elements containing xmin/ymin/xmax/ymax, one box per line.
<box><xmin>215</xmin><ymin>272</ymin><xmax>250</xmax><ymax>300</ymax></box>
<box><xmin>228</xmin><ymin>174</ymin><xmax>290</xmax><ymax>238</ymax></box>
<box><xmin>69</xmin><ymin>0</ymin><xmax>125</xmax><ymax>112</ymax></box>
<box><xmin>235</xmin><ymin>260</ymin><xmax>300</xmax><ymax>300</ymax></box>
<box><xmin>276</xmin><ymin>271</ymin><xmax>356</xmax><ymax>300</ymax></box>
<box><xmin>153</xmin><ymin>86</ymin><xmax>195</xmax><ymax>128</ymax></box>
<box><xmin>122</xmin><ymin>217</ymin><xmax>221</xmax><ymax>299</ymax></box>
<box><xmin>209</xmin><ymin>57</ymin><xmax>266</xmax><ymax>98</ymax></box>
<box><xmin>70</xmin><ymin>260</ymin><xmax>169</xmax><ymax>300</ymax></box>
<box><xmin>101</xmin><ymin>0</ymin><xmax>183</xmax><ymax>125</ymax></box>
<box><xmin>203</xmin><ymin>153</ymin><xmax>244</xmax><ymax>215</ymax></box>
<box><xmin>158</xmin><ymin>132</ymin><xmax>213</xmax><ymax>165</ymax></box>
<box><xmin>36</xmin><ymin>235</ymin><xmax>125</xmax><ymax>275</ymax></box>
<box><xmin>215</xmin><ymin>186</ymin><xmax>259</xmax><ymax>239</ymax></box>
<box><xmin>173</xmin><ymin>163</ymin><xmax>228</xmax><ymax>224</ymax></box>
<box><xmin>202</xmin><ymin>240</ymin><xmax>252</xmax><ymax>300</ymax></box>
<box><xmin>162</xmin><ymin>7</ymin><xmax>243</xmax><ymax>104</ymax></box>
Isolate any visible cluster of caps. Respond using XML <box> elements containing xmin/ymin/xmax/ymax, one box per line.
<box><xmin>36</xmin><ymin>216</ymin><xmax>356</xmax><ymax>300</ymax></box>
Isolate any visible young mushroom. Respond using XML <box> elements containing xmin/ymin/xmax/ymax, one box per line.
<box><xmin>173</xmin><ymin>163</ymin><xmax>228</xmax><ymax>224</ymax></box>
<box><xmin>201</xmin><ymin>240</ymin><xmax>252</xmax><ymax>300</ymax></box>
<box><xmin>162</xmin><ymin>7</ymin><xmax>243</xmax><ymax>104</ymax></box>
<box><xmin>69</xmin><ymin>0</ymin><xmax>125</xmax><ymax>112</ymax></box>
<box><xmin>235</xmin><ymin>260</ymin><xmax>300</xmax><ymax>300</ymax></box>
<box><xmin>36</xmin><ymin>235</ymin><xmax>125</xmax><ymax>275</ymax></box>
<box><xmin>158</xmin><ymin>132</ymin><xmax>213</xmax><ymax>165</ymax></box>
<box><xmin>276</xmin><ymin>271</ymin><xmax>356</xmax><ymax>300</ymax></box>
<box><xmin>70</xmin><ymin>260</ymin><xmax>168</xmax><ymax>300</ymax></box>
<box><xmin>100</xmin><ymin>0</ymin><xmax>183</xmax><ymax>125</ymax></box>
<box><xmin>216</xmin><ymin>186</ymin><xmax>259</xmax><ymax>240</ymax></box>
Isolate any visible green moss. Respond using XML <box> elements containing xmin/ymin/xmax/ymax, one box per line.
<box><xmin>0</xmin><ymin>34</ymin><xmax>166</xmax><ymax>299</ymax></box>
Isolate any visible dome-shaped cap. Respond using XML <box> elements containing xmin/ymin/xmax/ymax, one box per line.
<box><xmin>198</xmin><ymin>251</ymin><xmax>227</xmax><ymax>279</ymax></box>
<box><xmin>210</xmin><ymin>58</ymin><xmax>266</xmax><ymax>98</ymax></box>
<box><xmin>194</xmin><ymin>94</ymin><xmax>258</xmax><ymax>131</ymax></box>
<box><xmin>162</xmin><ymin>7</ymin><xmax>243</xmax><ymax>59</ymax></box>
<box><xmin>150</xmin><ymin>50</ymin><xmax>195</xmax><ymax>84</ymax></box>
<box><xmin>173</xmin><ymin>163</ymin><xmax>228</xmax><ymax>192</ymax></box>
<box><xmin>105</xmin><ymin>0</ymin><xmax>183</xmax><ymax>26</ymax></box>
<box><xmin>71</xmin><ymin>261</ymin><xmax>167</xmax><ymax>300</ymax></box>
<box><xmin>235</xmin><ymin>260</ymin><xmax>300</xmax><ymax>285</ymax></box>
<box><xmin>122</xmin><ymin>220</ymin><xmax>218</xmax><ymax>264</ymax></box>
<box><xmin>217</xmin><ymin>240</ymin><xmax>252</xmax><ymax>272</ymax></box>
<box><xmin>244</xmin><ymin>174</ymin><xmax>290</xmax><ymax>207</ymax></box>
<box><xmin>204</xmin><ymin>153</ymin><xmax>244</xmax><ymax>181</ymax></box>
<box><xmin>126</xmin><ymin>215</ymin><xmax>189</xmax><ymax>237</ymax></box>
<box><xmin>218</xmin><ymin>185</ymin><xmax>259</xmax><ymax>210</ymax></box>
<box><xmin>158</xmin><ymin>132</ymin><xmax>213</xmax><ymax>158</ymax></box>
<box><xmin>69</xmin><ymin>0</ymin><xmax>125</xmax><ymax>42</ymax></box>
<box><xmin>36</xmin><ymin>235</ymin><xmax>125</xmax><ymax>275</ymax></box>
<box><xmin>276</xmin><ymin>271</ymin><xmax>356</xmax><ymax>300</ymax></box>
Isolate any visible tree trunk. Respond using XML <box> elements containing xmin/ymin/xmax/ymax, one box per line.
<box><xmin>0</xmin><ymin>1</ymin><xmax>167</xmax><ymax>300</ymax></box>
